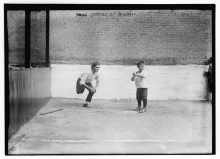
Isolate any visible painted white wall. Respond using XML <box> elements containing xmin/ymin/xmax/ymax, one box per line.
<box><xmin>51</xmin><ymin>64</ymin><xmax>208</xmax><ymax>100</ymax></box>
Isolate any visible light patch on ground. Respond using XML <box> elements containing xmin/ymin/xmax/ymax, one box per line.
<box><xmin>9</xmin><ymin>98</ymin><xmax>212</xmax><ymax>154</ymax></box>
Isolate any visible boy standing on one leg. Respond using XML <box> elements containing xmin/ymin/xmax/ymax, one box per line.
<box><xmin>131</xmin><ymin>60</ymin><xmax>148</xmax><ymax>113</ymax></box>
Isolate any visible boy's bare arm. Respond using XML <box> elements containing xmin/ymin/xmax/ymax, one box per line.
<box><xmin>131</xmin><ymin>75</ymin><xmax>135</xmax><ymax>81</ymax></box>
<box><xmin>94</xmin><ymin>81</ymin><xmax>100</xmax><ymax>89</ymax></box>
<box><xmin>82</xmin><ymin>83</ymin><xmax>93</xmax><ymax>91</ymax></box>
<box><xmin>80</xmin><ymin>73</ymin><xmax>93</xmax><ymax>90</ymax></box>
<box><xmin>133</xmin><ymin>72</ymin><xmax>144</xmax><ymax>78</ymax></box>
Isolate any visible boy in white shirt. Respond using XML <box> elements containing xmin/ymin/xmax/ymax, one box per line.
<box><xmin>76</xmin><ymin>61</ymin><xmax>100</xmax><ymax>108</ymax></box>
<box><xmin>131</xmin><ymin>61</ymin><xmax>148</xmax><ymax>113</ymax></box>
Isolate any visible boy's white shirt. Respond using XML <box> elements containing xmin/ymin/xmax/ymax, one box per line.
<box><xmin>79</xmin><ymin>70</ymin><xmax>100</xmax><ymax>85</ymax></box>
<box><xmin>205</xmin><ymin>64</ymin><xmax>212</xmax><ymax>72</ymax></box>
<box><xmin>134</xmin><ymin>70</ymin><xmax>148</xmax><ymax>88</ymax></box>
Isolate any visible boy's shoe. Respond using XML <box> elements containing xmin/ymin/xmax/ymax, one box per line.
<box><xmin>139</xmin><ymin>108</ymin><xmax>146</xmax><ymax>113</ymax></box>
<box><xmin>134</xmin><ymin>107</ymin><xmax>141</xmax><ymax>111</ymax></box>
<box><xmin>83</xmin><ymin>103</ymin><xmax>91</xmax><ymax>108</ymax></box>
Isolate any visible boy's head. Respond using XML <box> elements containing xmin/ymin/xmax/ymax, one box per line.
<box><xmin>208</xmin><ymin>57</ymin><xmax>212</xmax><ymax>64</ymax></box>
<box><xmin>137</xmin><ymin>60</ymin><xmax>145</xmax><ymax>71</ymax></box>
<box><xmin>91</xmin><ymin>61</ymin><xmax>100</xmax><ymax>73</ymax></box>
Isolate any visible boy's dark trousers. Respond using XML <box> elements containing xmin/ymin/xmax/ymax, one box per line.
<box><xmin>136</xmin><ymin>88</ymin><xmax>148</xmax><ymax>108</ymax></box>
<box><xmin>76</xmin><ymin>78</ymin><xmax>94</xmax><ymax>102</ymax></box>
<box><xmin>208</xmin><ymin>78</ymin><xmax>212</xmax><ymax>93</ymax></box>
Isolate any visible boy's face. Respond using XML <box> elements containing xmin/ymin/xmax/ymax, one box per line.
<box><xmin>138</xmin><ymin>64</ymin><xmax>145</xmax><ymax>72</ymax></box>
<box><xmin>92</xmin><ymin>65</ymin><xmax>100</xmax><ymax>73</ymax></box>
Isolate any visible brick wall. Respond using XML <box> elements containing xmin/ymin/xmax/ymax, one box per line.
<box><xmin>8</xmin><ymin>11</ymin><xmax>25</xmax><ymax>64</ymax></box>
<box><xmin>8</xmin><ymin>11</ymin><xmax>46</xmax><ymax>64</ymax></box>
<box><xmin>50</xmin><ymin>10</ymin><xmax>212</xmax><ymax>65</ymax></box>
<box><xmin>30</xmin><ymin>11</ymin><xmax>46</xmax><ymax>63</ymax></box>
<box><xmin>8</xmin><ymin>10</ymin><xmax>212</xmax><ymax>65</ymax></box>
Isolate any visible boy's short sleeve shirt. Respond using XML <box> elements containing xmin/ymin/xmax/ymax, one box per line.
<box><xmin>134</xmin><ymin>70</ymin><xmax>148</xmax><ymax>88</ymax></box>
<box><xmin>205</xmin><ymin>65</ymin><xmax>210</xmax><ymax>72</ymax></box>
<box><xmin>79</xmin><ymin>70</ymin><xmax>100</xmax><ymax>85</ymax></box>
<box><xmin>204</xmin><ymin>64</ymin><xmax>212</xmax><ymax>79</ymax></box>
<box><xmin>205</xmin><ymin>64</ymin><xmax>212</xmax><ymax>72</ymax></box>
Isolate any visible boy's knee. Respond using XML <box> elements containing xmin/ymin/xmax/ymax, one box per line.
<box><xmin>88</xmin><ymin>91</ymin><xmax>95</xmax><ymax>95</ymax></box>
<box><xmin>89</xmin><ymin>89</ymin><xmax>96</xmax><ymax>94</ymax></box>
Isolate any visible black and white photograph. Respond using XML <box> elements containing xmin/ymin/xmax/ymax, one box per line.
<box><xmin>4</xmin><ymin>2</ymin><xmax>215</xmax><ymax>155</ymax></box>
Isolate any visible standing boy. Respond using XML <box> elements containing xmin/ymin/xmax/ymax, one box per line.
<box><xmin>76</xmin><ymin>61</ymin><xmax>100</xmax><ymax>108</ymax></box>
<box><xmin>204</xmin><ymin>57</ymin><xmax>212</xmax><ymax>104</ymax></box>
<box><xmin>131</xmin><ymin>60</ymin><xmax>148</xmax><ymax>113</ymax></box>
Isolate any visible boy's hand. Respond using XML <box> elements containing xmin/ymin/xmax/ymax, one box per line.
<box><xmin>133</xmin><ymin>72</ymin><xmax>136</xmax><ymax>76</ymax></box>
